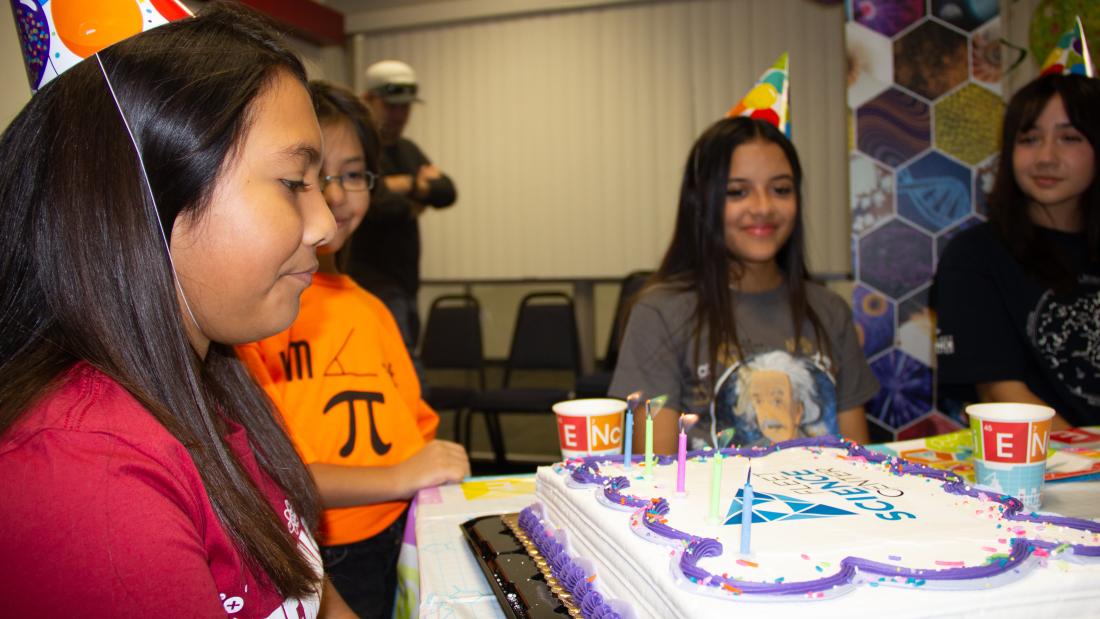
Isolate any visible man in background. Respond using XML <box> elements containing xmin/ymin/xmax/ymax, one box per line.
<box><xmin>353</xmin><ymin>60</ymin><xmax>457</xmax><ymax>372</ymax></box>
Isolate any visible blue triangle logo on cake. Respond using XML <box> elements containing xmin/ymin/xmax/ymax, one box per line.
<box><xmin>723</xmin><ymin>489</ymin><xmax>857</xmax><ymax>525</ymax></box>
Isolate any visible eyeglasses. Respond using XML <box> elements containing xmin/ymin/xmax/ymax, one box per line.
<box><xmin>320</xmin><ymin>170</ymin><xmax>377</xmax><ymax>192</ymax></box>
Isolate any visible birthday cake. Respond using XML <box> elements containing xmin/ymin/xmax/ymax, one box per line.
<box><xmin>519</xmin><ymin>437</ymin><xmax>1100</xmax><ymax>618</ymax></box>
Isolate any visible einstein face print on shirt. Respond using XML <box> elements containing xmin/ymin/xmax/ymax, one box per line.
<box><xmin>711</xmin><ymin>350</ymin><xmax>839</xmax><ymax>447</ymax></box>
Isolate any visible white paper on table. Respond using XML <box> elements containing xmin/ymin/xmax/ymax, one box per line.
<box><xmin>414</xmin><ymin>476</ymin><xmax>537</xmax><ymax>619</ymax></box>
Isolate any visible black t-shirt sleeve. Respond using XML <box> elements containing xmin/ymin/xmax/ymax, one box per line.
<box><xmin>933</xmin><ymin>231</ymin><xmax>1030</xmax><ymax>386</ymax></box>
<box><xmin>365</xmin><ymin>184</ymin><xmax>415</xmax><ymax>220</ymax></box>
<box><xmin>402</xmin><ymin>140</ymin><xmax>456</xmax><ymax>208</ymax></box>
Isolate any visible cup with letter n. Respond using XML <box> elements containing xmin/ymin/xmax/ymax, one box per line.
<box><xmin>552</xmin><ymin>398</ymin><xmax>626</xmax><ymax>459</ymax></box>
<box><xmin>967</xmin><ymin>403</ymin><xmax>1055</xmax><ymax>511</ymax></box>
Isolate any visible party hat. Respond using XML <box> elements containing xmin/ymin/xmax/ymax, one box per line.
<box><xmin>1039</xmin><ymin>16</ymin><xmax>1094</xmax><ymax>78</ymax></box>
<box><xmin>9</xmin><ymin>0</ymin><xmax>192</xmax><ymax>92</ymax></box>
<box><xmin>727</xmin><ymin>52</ymin><xmax>790</xmax><ymax>137</ymax></box>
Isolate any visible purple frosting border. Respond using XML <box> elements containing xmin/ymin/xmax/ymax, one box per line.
<box><xmin>517</xmin><ymin>505</ymin><xmax>624</xmax><ymax>619</ymax></box>
<box><xmin>562</xmin><ymin>436</ymin><xmax>1100</xmax><ymax>599</ymax></box>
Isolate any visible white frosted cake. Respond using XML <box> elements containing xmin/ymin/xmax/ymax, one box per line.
<box><xmin>519</xmin><ymin>437</ymin><xmax>1100</xmax><ymax>619</ymax></box>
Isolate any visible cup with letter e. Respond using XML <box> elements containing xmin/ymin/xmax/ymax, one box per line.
<box><xmin>552</xmin><ymin>398</ymin><xmax>626</xmax><ymax>459</ymax></box>
<box><xmin>967</xmin><ymin>403</ymin><xmax>1055</xmax><ymax>511</ymax></box>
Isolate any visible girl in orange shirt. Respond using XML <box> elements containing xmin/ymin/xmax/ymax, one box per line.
<box><xmin>240</xmin><ymin>81</ymin><xmax>469</xmax><ymax>619</ymax></box>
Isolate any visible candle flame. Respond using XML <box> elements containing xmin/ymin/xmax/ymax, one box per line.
<box><xmin>645</xmin><ymin>394</ymin><xmax>668</xmax><ymax>419</ymax></box>
<box><xmin>716</xmin><ymin>428</ymin><xmax>736</xmax><ymax>449</ymax></box>
<box><xmin>680</xmin><ymin>413</ymin><xmax>700</xmax><ymax>433</ymax></box>
<box><xmin>626</xmin><ymin>391</ymin><xmax>643</xmax><ymax>414</ymax></box>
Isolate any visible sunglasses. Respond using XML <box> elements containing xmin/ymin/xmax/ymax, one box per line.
<box><xmin>375</xmin><ymin>83</ymin><xmax>417</xmax><ymax>98</ymax></box>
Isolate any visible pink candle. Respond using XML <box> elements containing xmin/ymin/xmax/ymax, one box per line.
<box><xmin>676</xmin><ymin>414</ymin><xmax>687</xmax><ymax>493</ymax></box>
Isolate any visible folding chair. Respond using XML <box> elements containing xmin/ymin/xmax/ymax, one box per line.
<box><xmin>420</xmin><ymin>294</ymin><xmax>485</xmax><ymax>443</ymax></box>
<box><xmin>468</xmin><ymin>292</ymin><xmax>581</xmax><ymax>466</ymax></box>
<box><xmin>574</xmin><ymin>270</ymin><xmax>652</xmax><ymax>398</ymax></box>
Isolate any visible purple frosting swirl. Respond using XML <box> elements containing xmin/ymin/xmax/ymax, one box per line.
<box><xmin>580</xmin><ymin>590</ymin><xmax>606</xmax><ymax>616</ymax></box>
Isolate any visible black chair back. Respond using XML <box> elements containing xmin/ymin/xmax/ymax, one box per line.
<box><xmin>603</xmin><ymin>270</ymin><xmax>652</xmax><ymax>370</ymax></box>
<box><xmin>420</xmin><ymin>294</ymin><xmax>484</xmax><ymax>383</ymax></box>
<box><xmin>504</xmin><ymin>292</ymin><xmax>580</xmax><ymax>385</ymax></box>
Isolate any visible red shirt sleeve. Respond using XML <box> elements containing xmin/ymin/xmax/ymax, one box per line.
<box><xmin>1</xmin><ymin>429</ymin><xmax>227</xmax><ymax>617</ymax></box>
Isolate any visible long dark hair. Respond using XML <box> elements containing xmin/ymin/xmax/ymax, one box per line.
<box><xmin>309</xmin><ymin>80</ymin><xmax>382</xmax><ymax>272</ymax></box>
<box><xmin>650</xmin><ymin>117</ymin><xmax>828</xmax><ymax>389</ymax></box>
<box><xmin>987</xmin><ymin>73</ymin><xmax>1100</xmax><ymax>292</ymax></box>
<box><xmin>0</xmin><ymin>3</ymin><xmax>321</xmax><ymax>598</ymax></box>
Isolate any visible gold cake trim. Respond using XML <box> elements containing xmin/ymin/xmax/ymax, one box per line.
<box><xmin>502</xmin><ymin>512</ymin><xmax>585</xmax><ymax>619</ymax></box>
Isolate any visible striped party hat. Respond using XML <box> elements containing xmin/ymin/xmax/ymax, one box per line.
<box><xmin>727</xmin><ymin>52</ymin><xmax>790</xmax><ymax>138</ymax></box>
<box><xmin>1039</xmin><ymin>16</ymin><xmax>1094</xmax><ymax>78</ymax></box>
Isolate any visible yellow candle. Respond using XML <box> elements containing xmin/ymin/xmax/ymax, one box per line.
<box><xmin>645</xmin><ymin>415</ymin><xmax>654</xmax><ymax>478</ymax></box>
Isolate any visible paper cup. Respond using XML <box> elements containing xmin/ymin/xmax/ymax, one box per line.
<box><xmin>552</xmin><ymin>398</ymin><xmax>626</xmax><ymax>459</ymax></box>
<box><xmin>967</xmin><ymin>403</ymin><xmax>1055</xmax><ymax>511</ymax></box>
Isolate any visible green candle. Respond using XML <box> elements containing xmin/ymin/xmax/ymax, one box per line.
<box><xmin>643</xmin><ymin>395</ymin><xmax>666</xmax><ymax>479</ymax></box>
<box><xmin>709</xmin><ymin>449</ymin><xmax>723</xmax><ymax>522</ymax></box>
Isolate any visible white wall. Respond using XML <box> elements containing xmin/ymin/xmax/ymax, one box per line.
<box><xmin>289</xmin><ymin>37</ymin><xmax>352</xmax><ymax>86</ymax></box>
<box><xmin>350</xmin><ymin>0</ymin><xmax>851</xmax><ymax>280</ymax></box>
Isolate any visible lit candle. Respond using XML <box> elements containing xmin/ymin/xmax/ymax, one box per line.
<box><xmin>676</xmin><ymin>415</ymin><xmax>687</xmax><ymax>493</ymax></box>
<box><xmin>624</xmin><ymin>392</ymin><xmax>641</xmax><ymax>469</ymax></box>
<box><xmin>740</xmin><ymin>464</ymin><xmax>753</xmax><ymax>554</ymax></box>
<box><xmin>643</xmin><ymin>395</ymin><xmax>667</xmax><ymax>479</ymax></box>
<box><xmin>708</xmin><ymin>448</ymin><xmax>722</xmax><ymax>523</ymax></box>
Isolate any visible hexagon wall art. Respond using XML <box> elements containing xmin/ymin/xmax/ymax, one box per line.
<box><xmin>852</xmin><ymin>284</ymin><xmax>895</xmax><ymax>359</ymax></box>
<box><xmin>851</xmin><ymin>0</ymin><xmax>924</xmax><ymax>38</ymax></box>
<box><xmin>934</xmin><ymin>83</ymin><xmax>1004</xmax><ymax>165</ymax></box>
<box><xmin>857</xmin><ymin>218</ymin><xmax>933</xmax><ymax>300</ymax></box>
<box><xmin>970</xmin><ymin>18</ymin><xmax>1004</xmax><ymax>94</ymax></box>
<box><xmin>856</xmin><ymin>88</ymin><xmax>931</xmax><ymax>167</ymax></box>
<box><xmin>893</xmin><ymin>20</ymin><xmax>968</xmax><ymax>101</ymax></box>
<box><xmin>896</xmin><ymin>150</ymin><xmax>972</xmax><ymax>234</ymax></box>
<box><xmin>847</xmin><ymin>7</ymin><xmax>1004</xmax><ymax>439</ymax></box>
<box><xmin>849</xmin><ymin>153</ymin><xmax>895</xmax><ymax>234</ymax></box>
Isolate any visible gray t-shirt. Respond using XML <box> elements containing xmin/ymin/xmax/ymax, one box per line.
<box><xmin>609</xmin><ymin>281</ymin><xmax>879</xmax><ymax>449</ymax></box>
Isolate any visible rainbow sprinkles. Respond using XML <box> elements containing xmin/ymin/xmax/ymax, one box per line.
<box><xmin>521</xmin><ymin>436</ymin><xmax>1100</xmax><ymax>618</ymax></box>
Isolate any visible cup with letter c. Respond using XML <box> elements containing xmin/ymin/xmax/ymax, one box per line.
<box><xmin>967</xmin><ymin>403</ymin><xmax>1055</xmax><ymax>511</ymax></box>
<box><xmin>552</xmin><ymin>398</ymin><xmax>626</xmax><ymax>459</ymax></box>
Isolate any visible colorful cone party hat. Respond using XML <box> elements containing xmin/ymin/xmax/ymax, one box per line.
<box><xmin>9</xmin><ymin>0</ymin><xmax>192</xmax><ymax>92</ymax></box>
<box><xmin>1039</xmin><ymin>16</ymin><xmax>1094</xmax><ymax>78</ymax></box>
<box><xmin>727</xmin><ymin>52</ymin><xmax>790</xmax><ymax>137</ymax></box>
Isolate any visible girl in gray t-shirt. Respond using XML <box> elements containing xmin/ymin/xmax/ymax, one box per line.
<box><xmin>610</xmin><ymin>117</ymin><xmax>879</xmax><ymax>453</ymax></box>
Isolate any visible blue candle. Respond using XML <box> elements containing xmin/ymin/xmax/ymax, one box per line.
<box><xmin>624</xmin><ymin>409</ymin><xmax>634</xmax><ymax>468</ymax></box>
<box><xmin>624</xmin><ymin>391</ymin><xmax>641</xmax><ymax>469</ymax></box>
<box><xmin>740</xmin><ymin>465</ymin><xmax>753</xmax><ymax>554</ymax></box>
